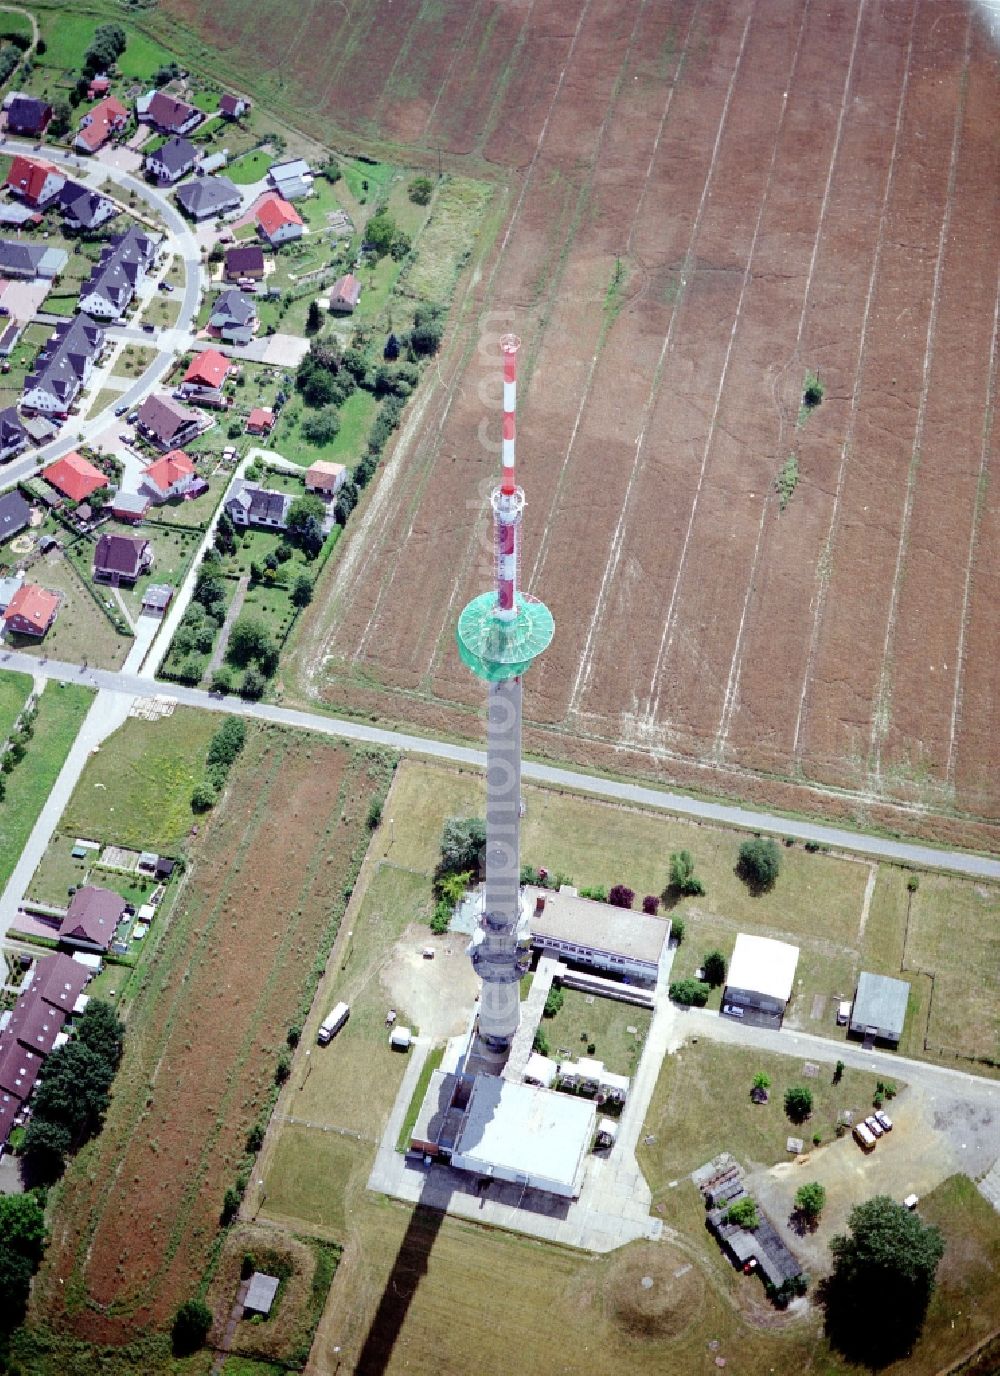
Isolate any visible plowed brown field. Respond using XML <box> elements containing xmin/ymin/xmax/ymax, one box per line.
<box><xmin>167</xmin><ymin>0</ymin><xmax>1000</xmax><ymax>845</ymax></box>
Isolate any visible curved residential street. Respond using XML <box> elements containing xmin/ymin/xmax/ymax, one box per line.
<box><xmin>0</xmin><ymin>135</ymin><xmax>203</xmax><ymax>488</ymax></box>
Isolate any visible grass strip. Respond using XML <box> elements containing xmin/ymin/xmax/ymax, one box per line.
<box><xmin>396</xmin><ymin>1045</ymin><xmax>444</xmax><ymax>1153</ymax></box>
<box><xmin>0</xmin><ymin>683</ymin><xmax>93</xmax><ymax>890</ymax></box>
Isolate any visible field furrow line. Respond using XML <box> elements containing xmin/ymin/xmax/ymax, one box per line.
<box><xmin>945</xmin><ymin>271</ymin><xmax>1000</xmax><ymax>785</ymax></box>
<box><xmin>559</xmin><ymin>3</ymin><xmax>756</xmax><ymax>714</ymax></box>
<box><xmin>420</xmin><ymin>0</ymin><xmax>486</xmax><ymax>141</ymax></box>
<box><xmin>791</xmin><ymin>1</ymin><xmax>920</xmax><ymax>764</ymax></box>
<box><xmin>712</xmin><ymin>0</ymin><xmax>868</xmax><ymax>756</ymax></box>
<box><xmin>645</xmin><ymin>1</ymin><xmax>804</xmax><ymax>724</ymax></box>
<box><xmin>868</xmin><ymin>14</ymin><xmax>972</xmax><ymax>786</ymax></box>
<box><xmin>349</xmin><ymin>0</ymin><xmax>592</xmax><ymax>664</ymax></box>
<box><xmin>307</xmin><ymin>1</ymin><xmax>539</xmax><ymax>666</ymax></box>
<box><xmin>428</xmin><ymin>0</ymin><xmax>679</xmax><ymax>682</ymax></box>
<box><xmin>527</xmin><ymin>0</ymin><xmax>704</xmax><ymax>597</ymax></box>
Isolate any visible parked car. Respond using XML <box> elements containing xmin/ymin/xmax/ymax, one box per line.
<box><xmin>875</xmin><ymin>1109</ymin><xmax>893</xmax><ymax>1132</ymax></box>
<box><xmin>864</xmin><ymin>1115</ymin><xmax>884</xmax><ymax>1138</ymax></box>
<box><xmin>142</xmin><ymin>323</ymin><xmax>155</xmax><ymax>333</ymax></box>
<box><xmin>854</xmin><ymin>1121</ymin><xmax>877</xmax><ymax>1151</ymax></box>
<box><xmin>422</xmin><ymin>947</ymin><xmax>435</xmax><ymax>960</ymax></box>
<box><xmin>114</xmin><ymin>403</ymin><xmax>127</xmax><ymax>416</ymax></box>
<box><xmin>158</xmin><ymin>281</ymin><xmax>174</xmax><ymax>293</ymax></box>
<box><xmin>836</xmin><ymin>999</ymin><xmax>851</xmax><ymax>1025</ymax></box>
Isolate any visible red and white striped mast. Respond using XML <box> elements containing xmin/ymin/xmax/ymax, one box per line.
<box><xmin>493</xmin><ymin>333</ymin><xmax>524</xmax><ymax>619</ymax></box>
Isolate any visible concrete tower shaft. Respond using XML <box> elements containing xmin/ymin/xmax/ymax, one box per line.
<box><xmin>469</xmin><ymin>677</ymin><xmax>532</xmax><ymax>1045</ymax></box>
<box><xmin>456</xmin><ymin>334</ymin><xmax>554</xmax><ymax>1053</ymax></box>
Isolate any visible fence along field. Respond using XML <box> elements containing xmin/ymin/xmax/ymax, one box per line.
<box><xmin>159</xmin><ymin>0</ymin><xmax>1000</xmax><ymax>847</ymax></box>
<box><xmin>27</xmin><ymin>721</ymin><xmax>393</xmax><ymax>1350</ymax></box>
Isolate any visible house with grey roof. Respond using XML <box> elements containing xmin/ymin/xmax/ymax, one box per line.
<box><xmin>0</xmin><ymin>409</ymin><xmax>28</xmax><ymax>464</ymax></box>
<box><xmin>0</xmin><ymin>239</ymin><xmax>67</xmax><ymax>280</ymax></box>
<box><xmin>175</xmin><ymin>175</ymin><xmax>241</xmax><ymax>222</ymax></box>
<box><xmin>144</xmin><ymin>135</ymin><xmax>197</xmax><ymax>185</ymax></box>
<box><xmin>0</xmin><ymin>490</ymin><xmax>29</xmax><ymax>541</ymax></box>
<box><xmin>268</xmin><ymin>157</ymin><xmax>313</xmax><ymax>200</ymax></box>
<box><xmin>224</xmin><ymin>480</ymin><xmax>290</xmax><ymax>530</ymax></box>
<box><xmin>22</xmin><ymin>314</ymin><xmax>105</xmax><ymax>417</ymax></box>
<box><xmin>58</xmin><ymin>180</ymin><xmax>118</xmax><ymax>232</ymax></box>
<box><xmin>6</xmin><ymin>96</ymin><xmax>51</xmax><ymax>137</ymax></box>
<box><xmin>78</xmin><ymin>225</ymin><xmax>158</xmax><ymax>320</ymax></box>
<box><xmin>93</xmin><ymin>532</ymin><xmax>152</xmax><ymax>585</ymax></box>
<box><xmin>208</xmin><ymin>288</ymin><xmax>256</xmax><ymax>344</ymax></box>
<box><xmin>849</xmin><ymin>971</ymin><xmax>910</xmax><ymax>1047</ymax></box>
<box><xmin>134</xmin><ymin>393</ymin><xmax>204</xmax><ymax>451</ymax></box>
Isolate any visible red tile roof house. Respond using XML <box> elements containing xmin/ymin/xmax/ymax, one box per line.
<box><xmin>138</xmin><ymin>89</ymin><xmax>201</xmax><ymax>137</ymax></box>
<box><xmin>2</xmin><ymin>583</ymin><xmax>59</xmax><ymax>638</ymax></box>
<box><xmin>141</xmin><ymin>448</ymin><xmax>198</xmax><ymax>502</ymax></box>
<box><xmin>179</xmin><ymin>349</ymin><xmax>232</xmax><ymax>407</ymax></box>
<box><xmin>246</xmin><ymin>407</ymin><xmax>274</xmax><ymax>436</ymax></box>
<box><xmin>6</xmin><ymin>155</ymin><xmax>65</xmax><ymax>210</ymax></box>
<box><xmin>305</xmin><ymin>460</ymin><xmax>347</xmax><ymax>496</ymax></box>
<box><xmin>43</xmin><ymin>451</ymin><xmax>109</xmax><ymax>504</ymax></box>
<box><xmin>329</xmin><ymin>273</ymin><xmax>362</xmax><ymax>313</ymax></box>
<box><xmin>255</xmin><ymin>194</ymin><xmax>304</xmax><ymax>247</ymax></box>
<box><xmin>74</xmin><ymin>95</ymin><xmax>129</xmax><ymax>154</ymax></box>
<box><xmin>58</xmin><ymin>885</ymin><xmax>127</xmax><ymax>952</ymax></box>
<box><xmin>93</xmin><ymin>532</ymin><xmax>152</xmax><ymax>586</ymax></box>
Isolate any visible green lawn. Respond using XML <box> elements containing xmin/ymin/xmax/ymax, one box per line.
<box><xmin>35</xmin><ymin>12</ymin><xmax>99</xmax><ymax>69</ymax></box>
<box><xmin>227</xmin><ymin>148</ymin><xmax>272</xmax><ymax>185</ymax></box>
<box><xmin>58</xmin><ymin>707</ymin><xmax>221</xmax><ymax>854</ymax></box>
<box><xmin>541</xmin><ymin>987</ymin><xmax>650</xmax><ymax>1077</ymax></box>
<box><xmin>144</xmin><ymin>470</ymin><xmax>229</xmax><ymax>530</ymax></box>
<box><xmin>638</xmin><ymin>1039</ymin><xmax>897</xmax><ymax>1195</ymax></box>
<box><xmin>263</xmin><ymin>862</ymin><xmax>433</xmax><ymax>1226</ymax></box>
<box><xmin>272</xmin><ymin>389</ymin><xmax>378</xmax><ymax>468</ymax></box>
<box><xmin>238</xmin><ymin>579</ymin><xmax>296</xmax><ymax>644</ymax></box>
<box><xmin>298</xmin><ymin>175</ymin><xmax>343</xmax><ymax>232</ymax></box>
<box><xmin>8</xmin><ymin>551</ymin><xmax>133</xmax><ymax>671</ymax></box>
<box><xmin>221</xmin><ymin>1359</ymin><xmax>287</xmax><ymax>1376</ymax></box>
<box><xmin>0</xmin><ymin>13</ymin><xmax>32</xmax><ymax>44</ymax></box>
<box><xmin>0</xmin><ymin>683</ymin><xmax>93</xmax><ymax>890</ymax></box>
<box><xmin>340</xmin><ymin>157</ymin><xmax>395</xmax><ymax>206</ymax></box>
<box><xmin>0</xmin><ymin>669</ymin><xmax>32</xmax><ymax>745</ymax></box>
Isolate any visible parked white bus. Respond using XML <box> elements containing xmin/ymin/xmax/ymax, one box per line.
<box><xmin>317</xmin><ymin>1001</ymin><xmax>350</xmax><ymax>1045</ymax></box>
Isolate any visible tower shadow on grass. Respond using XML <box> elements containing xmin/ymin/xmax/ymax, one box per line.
<box><xmin>353</xmin><ymin>1155</ymin><xmax>572</xmax><ymax>1373</ymax></box>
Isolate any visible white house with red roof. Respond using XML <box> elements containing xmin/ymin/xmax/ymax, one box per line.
<box><xmin>179</xmin><ymin>349</ymin><xmax>232</xmax><ymax>406</ymax></box>
<box><xmin>2</xmin><ymin>584</ymin><xmax>59</xmax><ymax>638</ymax></box>
<box><xmin>43</xmin><ymin>451</ymin><xmax>108</xmax><ymax>503</ymax></box>
<box><xmin>255</xmin><ymin>194</ymin><xmax>304</xmax><ymax>246</ymax></box>
<box><xmin>141</xmin><ymin>449</ymin><xmax>198</xmax><ymax>502</ymax></box>
<box><xmin>74</xmin><ymin>95</ymin><xmax>128</xmax><ymax>154</ymax></box>
<box><xmin>6</xmin><ymin>155</ymin><xmax>65</xmax><ymax>209</ymax></box>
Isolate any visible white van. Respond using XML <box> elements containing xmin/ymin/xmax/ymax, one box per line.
<box><xmin>853</xmin><ymin>1121</ymin><xmax>876</xmax><ymax>1151</ymax></box>
<box><xmin>317</xmin><ymin>1001</ymin><xmax>350</xmax><ymax>1045</ymax></box>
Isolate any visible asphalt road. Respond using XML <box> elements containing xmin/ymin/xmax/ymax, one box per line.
<box><xmin>3</xmin><ymin>649</ymin><xmax>999</xmax><ymax>880</ymax></box>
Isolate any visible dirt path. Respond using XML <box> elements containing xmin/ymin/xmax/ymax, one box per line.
<box><xmin>210</xmin><ymin>1277</ymin><xmax>250</xmax><ymax>1374</ymax></box>
<box><xmin>207</xmin><ymin>573</ymin><xmax>250</xmax><ymax>676</ymax></box>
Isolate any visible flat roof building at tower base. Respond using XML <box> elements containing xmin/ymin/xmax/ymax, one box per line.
<box><xmin>411</xmin><ymin>1067</ymin><xmax>596</xmax><ymax>1199</ymax></box>
<box><xmin>451</xmin><ymin>1075</ymin><xmax>596</xmax><ymax>1198</ymax></box>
